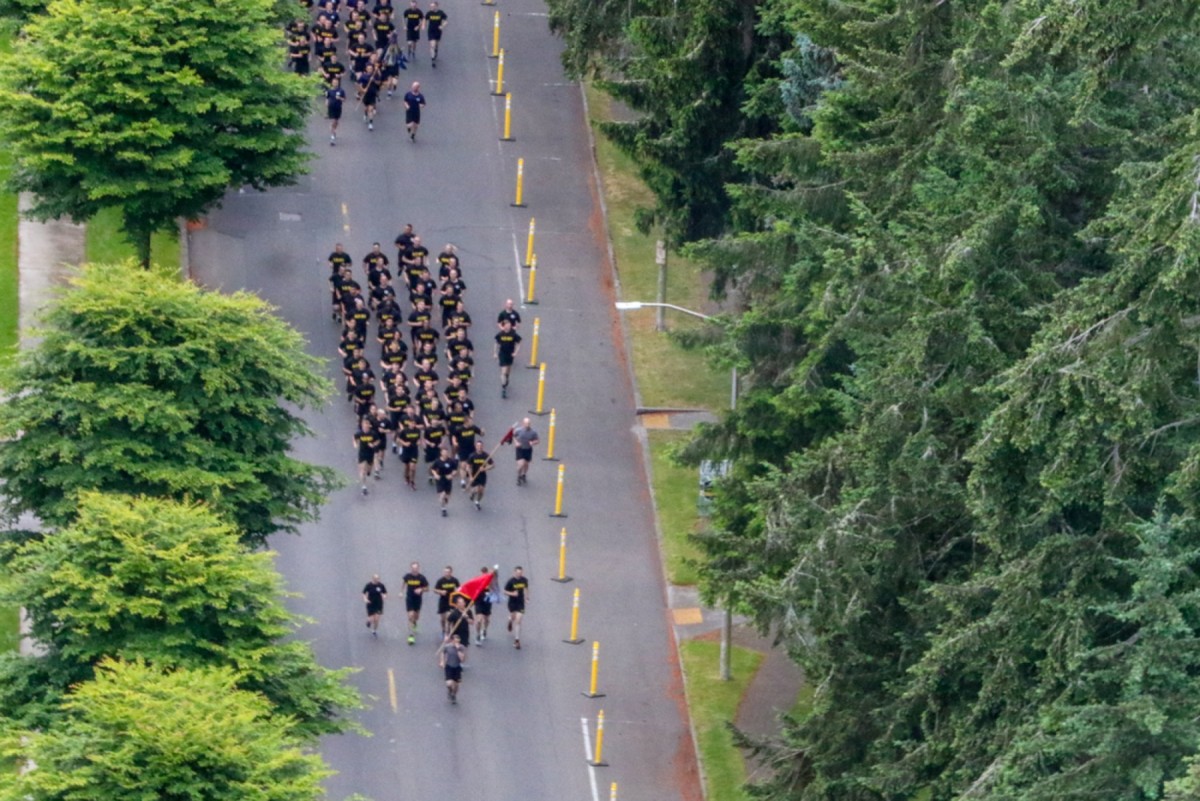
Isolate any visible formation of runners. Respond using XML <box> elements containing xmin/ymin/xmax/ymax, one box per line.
<box><xmin>288</xmin><ymin>0</ymin><xmax>439</xmax><ymax>142</ymax></box>
<box><xmin>331</xmin><ymin>230</ymin><xmax>540</xmax><ymax>516</ymax></box>
<box><xmin>362</xmin><ymin>563</ymin><xmax>531</xmax><ymax>703</ymax></box>
<box><xmin>302</xmin><ymin>0</ymin><xmax>548</xmax><ymax>711</ymax></box>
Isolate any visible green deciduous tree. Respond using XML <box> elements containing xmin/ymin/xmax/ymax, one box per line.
<box><xmin>0</xmin><ymin>492</ymin><xmax>357</xmax><ymax>737</ymax></box>
<box><xmin>0</xmin><ymin>0</ymin><xmax>312</xmax><ymax>264</ymax></box>
<box><xmin>0</xmin><ymin>263</ymin><xmax>339</xmax><ymax>545</ymax></box>
<box><xmin>0</xmin><ymin>659</ymin><xmax>332</xmax><ymax>801</ymax></box>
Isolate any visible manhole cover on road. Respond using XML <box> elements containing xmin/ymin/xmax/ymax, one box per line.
<box><xmin>279</xmin><ymin>212</ymin><xmax>302</xmax><ymax>222</ymax></box>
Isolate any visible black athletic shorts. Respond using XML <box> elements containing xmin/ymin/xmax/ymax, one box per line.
<box><xmin>515</xmin><ymin>446</ymin><xmax>532</xmax><ymax>462</ymax></box>
<box><xmin>498</xmin><ymin>353</ymin><xmax>514</xmax><ymax>367</ymax></box>
<box><xmin>358</xmin><ymin>448</ymin><xmax>375</xmax><ymax>465</ymax></box>
<box><xmin>475</xmin><ymin>598</ymin><xmax>492</xmax><ymax>616</ymax></box>
<box><xmin>444</xmin><ymin>665</ymin><xmax>462</xmax><ymax>682</ymax></box>
<box><xmin>406</xmin><ymin>596</ymin><xmax>422</xmax><ymax>612</ymax></box>
<box><xmin>401</xmin><ymin>445</ymin><xmax>419</xmax><ymax>464</ymax></box>
<box><xmin>328</xmin><ymin>106</ymin><xmax>342</xmax><ymax>120</ymax></box>
<box><xmin>406</xmin><ymin>107</ymin><xmax>421</xmax><ymax>124</ymax></box>
<box><xmin>406</xmin><ymin>28</ymin><xmax>420</xmax><ymax>41</ymax></box>
<box><xmin>366</xmin><ymin>601</ymin><xmax>383</xmax><ymax>616</ymax></box>
<box><xmin>436</xmin><ymin>478</ymin><xmax>453</xmax><ymax>494</ymax></box>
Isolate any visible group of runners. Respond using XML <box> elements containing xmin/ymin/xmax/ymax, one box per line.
<box><xmin>289</xmin><ymin>0</ymin><xmax>440</xmax><ymax>142</ymax></box>
<box><xmin>363</xmin><ymin>564</ymin><xmax>531</xmax><ymax>703</ymax></box>
<box><xmin>332</xmin><ymin>229</ymin><xmax>540</xmax><ymax>515</ymax></box>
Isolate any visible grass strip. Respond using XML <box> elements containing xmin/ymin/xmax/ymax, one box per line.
<box><xmin>681</xmin><ymin>639</ymin><xmax>764</xmax><ymax>801</ymax></box>
<box><xmin>84</xmin><ymin>206</ymin><xmax>181</xmax><ymax>268</ymax></box>
<box><xmin>649</xmin><ymin>429</ymin><xmax>704</xmax><ymax>586</ymax></box>
<box><xmin>585</xmin><ymin>85</ymin><xmax>728</xmax><ymax>411</ymax></box>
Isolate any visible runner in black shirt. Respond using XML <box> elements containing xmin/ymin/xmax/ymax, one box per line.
<box><xmin>321</xmin><ymin>55</ymin><xmax>347</xmax><ymax>89</ymax></box>
<box><xmin>454</xmin><ymin>415</ymin><xmax>482</xmax><ymax>482</ymax></box>
<box><xmin>422</xmin><ymin>418</ymin><xmax>448</xmax><ymax>467</ymax></box>
<box><xmin>465</xmin><ymin>440</ymin><xmax>493</xmax><ymax>510</ymax></box>
<box><xmin>437</xmin><ymin>243</ymin><xmax>459</xmax><ymax>276</ymax></box>
<box><xmin>434</xmin><ymin>566</ymin><xmax>460</xmax><ymax>633</ymax></box>
<box><xmin>395</xmin><ymin>414</ymin><xmax>423</xmax><ymax>488</ymax></box>
<box><xmin>371</xmin><ymin>407</ymin><xmax>393</xmax><ymax>478</ymax></box>
<box><xmin>402</xmin><ymin>562</ymin><xmax>429</xmax><ymax>644</ymax></box>
<box><xmin>504</xmin><ymin>566</ymin><xmax>530</xmax><ymax>649</ymax></box>
<box><xmin>402</xmin><ymin>235</ymin><xmax>429</xmax><ymax>276</ymax></box>
<box><xmin>407</xmin><ymin>299</ymin><xmax>432</xmax><ymax>345</ymax></box>
<box><xmin>497</xmin><ymin>298</ymin><xmax>521</xmax><ymax>329</ymax></box>
<box><xmin>353</xmin><ymin>418</ymin><xmax>379</xmax><ymax>495</ymax></box>
<box><xmin>424</xmin><ymin>1</ymin><xmax>446</xmax><ymax>65</ymax></box>
<box><xmin>326</xmin><ymin>79</ymin><xmax>346</xmax><ymax>145</ymax></box>
<box><xmin>359</xmin><ymin>62</ymin><xmax>382</xmax><ymax>130</ymax></box>
<box><xmin>445</xmin><ymin>595</ymin><xmax>473</xmax><ymax>657</ymax></box>
<box><xmin>394</xmin><ymin>223</ymin><xmax>415</xmax><ymax>266</ymax></box>
<box><xmin>363</xmin><ymin>574</ymin><xmax>387</xmax><ymax>636</ymax></box>
<box><xmin>289</xmin><ymin>32</ymin><xmax>311</xmax><ymax>75</ymax></box>
<box><xmin>409</xmin><ymin>268</ymin><xmax>436</xmax><ymax>308</ymax></box>
<box><xmin>430</xmin><ymin>447</ymin><xmax>458</xmax><ymax>516</ymax></box>
<box><xmin>403</xmin><ymin>81</ymin><xmax>425</xmax><ymax>141</ymax></box>
<box><xmin>348</xmin><ymin>296</ymin><xmax>371</xmax><ymax>339</ymax></box>
<box><xmin>402</xmin><ymin>0</ymin><xmax>423</xmax><ymax>61</ymax></box>
<box><xmin>494</xmin><ymin>319</ymin><xmax>521</xmax><ymax>397</ymax></box>
<box><xmin>328</xmin><ymin>244</ymin><xmax>352</xmax><ymax>318</ymax></box>
<box><xmin>372</xmin><ymin>10</ymin><xmax>395</xmax><ymax>52</ymax></box>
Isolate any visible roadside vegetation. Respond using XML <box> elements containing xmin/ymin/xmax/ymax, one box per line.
<box><xmin>559</xmin><ymin>1</ymin><xmax>1200</xmax><ymax>798</ymax></box>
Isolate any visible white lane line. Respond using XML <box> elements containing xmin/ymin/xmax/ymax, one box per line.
<box><xmin>581</xmin><ymin>717</ymin><xmax>600</xmax><ymax>801</ymax></box>
<box><xmin>511</xmin><ymin>229</ymin><xmax>526</xmax><ymax>303</ymax></box>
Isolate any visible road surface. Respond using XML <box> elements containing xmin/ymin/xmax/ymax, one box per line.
<box><xmin>190</xmin><ymin>1</ymin><xmax>701</xmax><ymax>799</ymax></box>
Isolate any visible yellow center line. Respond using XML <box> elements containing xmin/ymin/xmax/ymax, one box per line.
<box><xmin>388</xmin><ymin>667</ymin><xmax>398</xmax><ymax>714</ymax></box>
<box><xmin>342</xmin><ymin>202</ymin><xmax>350</xmax><ymax>233</ymax></box>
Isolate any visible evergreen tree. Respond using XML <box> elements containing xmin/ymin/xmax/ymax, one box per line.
<box><xmin>0</xmin><ymin>0</ymin><xmax>312</xmax><ymax>264</ymax></box>
<box><xmin>0</xmin><ymin>492</ymin><xmax>358</xmax><ymax>738</ymax></box>
<box><xmin>0</xmin><ymin>263</ymin><xmax>339</xmax><ymax>545</ymax></box>
<box><xmin>0</xmin><ymin>659</ymin><xmax>332</xmax><ymax>801</ymax></box>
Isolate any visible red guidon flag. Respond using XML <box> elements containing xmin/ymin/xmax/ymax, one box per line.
<box><xmin>455</xmin><ymin>570</ymin><xmax>495</xmax><ymax>602</ymax></box>
<box><xmin>499</xmin><ymin>422</ymin><xmax>518</xmax><ymax>446</ymax></box>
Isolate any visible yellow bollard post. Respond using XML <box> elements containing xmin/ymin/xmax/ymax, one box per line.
<box><xmin>564</xmin><ymin>587</ymin><xmax>583</xmax><ymax>644</ymax></box>
<box><xmin>490</xmin><ymin>11</ymin><xmax>500</xmax><ymax>57</ymax></box>
<box><xmin>523</xmin><ymin>217</ymin><xmax>535</xmax><ymax>267</ymax></box>
<box><xmin>492</xmin><ymin>49</ymin><xmax>506</xmax><ymax>95</ymax></box>
<box><xmin>550</xmin><ymin>462</ymin><xmax>567</xmax><ymax>518</ymax></box>
<box><xmin>589</xmin><ymin>709</ymin><xmax>609</xmax><ymax>766</ymax></box>
<box><xmin>551</xmin><ymin>526</ymin><xmax>572</xmax><ymax>583</ymax></box>
<box><xmin>526</xmin><ymin>317</ymin><xmax>540</xmax><ymax>367</ymax></box>
<box><xmin>501</xmin><ymin>92</ymin><xmax>514</xmax><ymax>141</ymax></box>
<box><xmin>543</xmin><ymin>408</ymin><xmax>559</xmax><ymax>461</ymax></box>
<box><xmin>481</xmin><ymin>0</ymin><xmax>493</xmax><ymax>8</ymax></box>
<box><xmin>530</xmin><ymin>363</ymin><xmax>548</xmax><ymax>415</ymax></box>
<box><xmin>511</xmin><ymin>157</ymin><xmax>527</xmax><ymax>208</ymax></box>
<box><xmin>525</xmin><ymin>254</ymin><xmax>538</xmax><ymax>305</ymax></box>
<box><xmin>610</xmin><ymin>783</ymin><xmax>618</xmax><ymax>801</ymax></box>
<box><xmin>583</xmin><ymin>641</ymin><xmax>606</xmax><ymax>698</ymax></box>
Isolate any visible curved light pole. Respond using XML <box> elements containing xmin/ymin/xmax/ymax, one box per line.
<box><xmin>615</xmin><ymin>300</ymin><xmax>737</xmax><ymax>680</ymax></box>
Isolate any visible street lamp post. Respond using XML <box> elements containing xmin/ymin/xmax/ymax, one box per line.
<box><xmin>615</xmin><ymin>300</ymin><xmax>737</xmax><ymax>681</ymax></box>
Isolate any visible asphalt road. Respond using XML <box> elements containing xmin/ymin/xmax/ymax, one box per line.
<box><xmin>188</xmin><ymin>2</ymin><xmax>701</xmax><ymax>800</ymax></box>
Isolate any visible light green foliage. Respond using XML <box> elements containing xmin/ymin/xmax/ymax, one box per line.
<box><xmin>0</xmin><ymin>0</ymin><xmax>312</xmax><ymax>262</ymax></box>
<box><xmin>0</xmin><ymin>659</ymin><xmax>332</xmax><ymax>801</ymax></box>
<box><xmin>0</xmin><ymin>262</ymin><xmax>339</xmax><ymax>545</ymax></box>
<box><xmin>0</xmin><ymin>492</ymin><xmax>358</xmax><ymax>737</ymax></box>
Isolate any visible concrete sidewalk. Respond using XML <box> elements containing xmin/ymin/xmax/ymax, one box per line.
<box><xmin>16</xmin><ymin>194</ymin><xmax>84</xmax><ymax>348</ymax></box>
